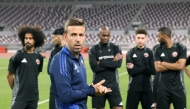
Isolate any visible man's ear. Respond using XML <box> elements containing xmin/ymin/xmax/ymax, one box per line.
<box><xmin>163</xmin><ymin>34</ymin><xmax>168</xmax><ymax>39</ymax></box>
<box><xmin>98</xmin><ymin>33</ymin><xmax>100</xmax><ymax>38</ymax></box>
<box><xmin>63</xmin><ymin>33</ymin><xmax>66</xmax><ymax>40</ymax></box>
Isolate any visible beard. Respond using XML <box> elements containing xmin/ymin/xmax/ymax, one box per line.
<box><xmin>25</xmin><ymin>43</ymin><xmax>34</xmax><ymax>50</ymax></box>
<box><xmin>73</xmin><ymin>48</ymin><xmax>82</xmax><ymax>54</ymax></box>
<box><xmin>159</xmin><ymin>39</ymin><xmax>166</xmax><ymax>45</ymax></box>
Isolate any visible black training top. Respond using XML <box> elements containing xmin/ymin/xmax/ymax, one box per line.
<box><xmin>8</xmin><ymin>48</ymin><xmax>43</xmax><ymax>101</ymax></box>
<box><xmin>89</xmin><ymin>42</ymin><xmax>122</xmax><ymax>88</ymax></box>
<box><xmin>185</xmin><ymin>55</ymin><xmax>190</xmax><ymax>66</ymax></box>
<box><xmin>154</xmin><ymin>43</ymin><xmax>186</xmax><ymax>90</ymax></box>
<box><xmin>126</xmin><ymin>46</ymin><xmax>155</xmax><ymax>91</ymax></box>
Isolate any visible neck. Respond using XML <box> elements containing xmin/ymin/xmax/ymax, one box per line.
<box><xmin>137</xmin><ymin>45</ymin><xmax>145</xmax><ymax>49</ymax></box>
<box><xmin>71</xmin><ymin>52</ymin><xmax>79</xmax><ymax>58</ymax></box>
<box><xmin>24</xmin><ymin>47</ymin><xmax>35</xmax><ymax>53</ymax></box>
<box><xmin>165</xmin><ymin>39</ymin><xmax>173</xmax><ymax>48</ymax></box>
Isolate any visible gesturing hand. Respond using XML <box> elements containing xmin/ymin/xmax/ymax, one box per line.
<box><xmin>92</xmin><ymin>79</ymin><xmax>112</xmax><ymax>96</ymax></box>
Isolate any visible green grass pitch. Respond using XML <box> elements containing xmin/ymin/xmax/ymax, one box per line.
<box><xmin>0</xmin><ymin>58</ymin><xmax>189</xmax><ymax>109</ymax></box>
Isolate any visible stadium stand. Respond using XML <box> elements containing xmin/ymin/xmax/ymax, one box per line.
<box><xmin>1</xmin><ymin>2</ymin><xmax>189</xmax><ymax>30</ymax></box>
<box><xmin>0</xmin><ymin>1</ymin><xmax>189</xmax><ymax>51</ymax></box>
<box><xmin>73</xmin><ymin>4</ymin><xmax>141</xmax><ymax>30</ymax></box>
<box><xmin>0</xmin><ymin>5</ymin><xmax>73</xmax><ymax>30</ymax></box>
<box><xmin>134</xmin><ymin>2</ymin><xmax>190</xmax><ymax>29</ymax></box>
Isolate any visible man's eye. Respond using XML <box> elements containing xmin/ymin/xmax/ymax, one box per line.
<box><xmin>71</xmin><ymin>34</ymin><xmax>76</xmax><ymax>36</ymax></box>
<box><xmin>79</xmin><ymin>34</ymin><xmax>84</xmax><ymax>37</ymax></box>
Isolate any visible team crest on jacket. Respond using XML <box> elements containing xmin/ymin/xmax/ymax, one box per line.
<box><xmin>172</xmin><ymin>51</ymin><xmax>178</xmax><ymax>57</ymax></box>
<box><xmin>81</xmin><ymin>60</ymin><xmax>85</xmax><ymax>67</ymax></box>
<box><xmin>144</xmin><ymin>53</ymin><xmax>149</xmax><ymax>57</ymax></box>
<box><xmin>36</xmin><ymin>59</ymin><xmax>40</xmax><ymax>65</ymax></box>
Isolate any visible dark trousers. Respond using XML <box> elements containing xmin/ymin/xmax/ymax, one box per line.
<box><xmin>11</xmin><ymin>101</ymin><xmax>37</xmax><ymax>109</ymax></box>
<box><xmin>126</xmin><ymin>91</ymin><xmax>153</xmax><ymax>109</ymax></box>
<box><xmin>49</xmin><ymin>84</ymin><xmax>56</xmax><ymax>109</ymax></box>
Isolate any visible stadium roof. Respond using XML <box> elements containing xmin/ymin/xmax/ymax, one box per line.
<box><xmin>0</xmin><ymin>0</ymin><xmax>190</xmax><ymax>5</ymax></box>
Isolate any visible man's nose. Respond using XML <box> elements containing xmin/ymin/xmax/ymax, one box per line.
<box><xmin>75</xmin><ymin>36</ymin><xmax>81</xmax><ymax>41</ymax></box>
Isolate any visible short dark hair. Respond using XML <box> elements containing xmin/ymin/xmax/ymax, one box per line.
<box><xmin>135</xmin><ymin>28</ymin><xmax>147</xmax><ymax>35</ymax></box>
<box><xmin>52</xmin><ymin>27</ymin><xmax>64</xmax><ymax>35</ymax></box>
<box><xmin>64</xmin><ymin>17</ymin><xmax>85</xmax><ymax>33</ymax></box>
<box><xmin>158</xmin><ymin>27</ymin><xmax>171</xmax><ymax>37</ymax></box>
<box><xmin>18</xmin><ymin>25</ymin><xmax>46</xmax><ymax>48</ymax></box>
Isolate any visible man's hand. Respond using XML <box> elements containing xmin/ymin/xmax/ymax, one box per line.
<box><xmin>113</xmin><ymin>53</ymin><xmax>122</xmax><ymax>61</ymax></box>
<box><xmin>127</xmin><ymin>63</ymin><xmax>134</xmax><ymax>69</ymax></box>
<box><xmin>161</xmin><ymin>62</ymin><xmax>167</xmax><ymax>66</ymax></box>
<box><xmin>92</xmin><ymin>79</ymin><xmax>112</xmax><ymax>96</ymax></box>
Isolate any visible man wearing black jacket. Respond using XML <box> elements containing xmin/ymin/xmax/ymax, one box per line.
<box><xmin>184</xmin><ymin>55</ymin><xmax>190</xmax><ymax>78</ymax></box>
<box><xmin>126</xmin><ymin>28</ymin><xmax>155</xmax><ymax>109</ymax></box>
<box><xmin>47</xmin><ymin>27</ymin><xmax>65</xmax><ymax>109</ymax></box>
<box><xmin>89</xmin><ymin>26</ymin><xmax>123</xmax><ymax>109</ymax></box>
<box><xmin>154</xmin><ymin>27</ymin><xmax>186</xmax><ymax>109</ymax></box>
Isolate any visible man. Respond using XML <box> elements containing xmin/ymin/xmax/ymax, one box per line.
<box><xmin>184</xmin><ymin>55</ymin><xmax>190</xmax><ymax>78</ymax></box>
<box><xmin>47</xmin><ymin>27</ymin><xmax>65</xmax><ymax>109</ymax></box>
<box><xmin>49</xmin><ymin>17</ymin><xmax>112</xmax><ymax>109</ymax></box>
<box><xmin>6</xmin><ymin>25</ymin><xmax>46</xmax><ymax>109</ymax></box>
<box><xmin>89</xmin><ymin>26</ymin><xmax>123</xmax><ymax>109</ymax></box>
<box><xmin>154</xmin><ymin>27</ymin><xmax>186</xmax><ymax>109</ymax></box>
<box><xmin>152</xmin><ymin>45</ymin><xmax>172</xmax><ymax>109</ymax></box>
<box><xmin>126</xmin><ymin>28</ymin><xmax>155</xmax><ymax>109</ymax></box>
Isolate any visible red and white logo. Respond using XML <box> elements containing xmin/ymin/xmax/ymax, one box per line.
<box><xmin>36</xmin><ymin>59</ymin><xmax>40</xmax><ymax>65</ymax></box>
<box><xmin>144</xmin><ymin>53</ymin><xmax>149</xmax><ymax>57</ymax></box>
<box><xmin>172</xmin><ymin>52</ymin><xmax>178</xmax><ymax>57</ymax></box>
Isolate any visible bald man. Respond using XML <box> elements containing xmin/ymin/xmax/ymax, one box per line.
<box><xmin>89</xmin><ymin>26</ymin><xmax>123</xmax><ymax>109</ymax></box>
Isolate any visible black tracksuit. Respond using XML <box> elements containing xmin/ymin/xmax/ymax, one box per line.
<box><xmin>126</xmin><ymin>46</ymin><xmax>155</xmax><ymax>109</ymax></box>
<box><xmin>89</xmin><ymin>42</ymin><xmax>123</xmax><ymax>108</ymax></box>
<box><xmin>154</xmin><ymin>43</ymin><xmax>187</xmax><ymax>109</ymax></box>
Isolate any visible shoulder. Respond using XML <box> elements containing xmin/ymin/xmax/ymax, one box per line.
<box><xmin>11</xmin><ymin>48</ymin><xmax>23</xmax><ymax>61</ymax></box>
<box><xmin>89</xmin><ymin>44</ymin><xmax>98</xmax><ymax>52</ymax></box>
<box><xmin>90</xmin><ymin>45</ymin><xmax>97</xmax><ymax>50</ymax></box>
<box><xmin>176</xmin><ymin>42</ymin><xmax>186</xmax><ymax>50</ymax></box>
<box><xmin>110</xmin><ymin>43</ymin><xmax>119</xmax><ymax>47</ymax></box>
<box><xmin>110</xmin><ymin>43</ymin><xmax>121</xmax><ymax>50</ymax></box>
<box><xmin>50</xmin><ymin>47</ymin><xmax>56</xmax><ymax>53</ymax></box>
<box><xmin>126</xmin><ymin>47</ymin><xmax>135</xmax><ymax>56</ymax></box>
<box><xmin>152</xmin><ymin>44</ymin><xmax>161</xmax><ymax>52</ymax></box>
<box><xmin>35</xmin><ymin>51</ymin><xmax>44</xmax><ymax>59</ymax></box>
<box><xmin>145</xmin><ymin>47</ymin><xmax>152</xmax><ymax>52</ymax></box>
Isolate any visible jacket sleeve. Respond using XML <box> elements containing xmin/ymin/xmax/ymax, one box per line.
<box><xmin>186</xmin><ymin>56</ymin><xmax>190</xmax><ymax>66</ymax></box>
<box><xmin>143</xmin><ymin>49</ymin><xmax>156</xmax><ymax>75</ymax></box>
<box><xmin>50</xmin><ymin>54</ymin><xmax>95</xmax><ymax>104</ymax></box>
<box><xmin>126</xmin><ymin>49</ymin><xmax>146</xmax><ymax>76</ymax></box>
<box><xmin>89</xmin><ymin>46</ymin><xmax>108</xmax><ymax>73</ymax></box>
<box><xmin>99</xmin><ymin>44</ymin><xmax>122</xmax><ymax>68</ymax></box>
